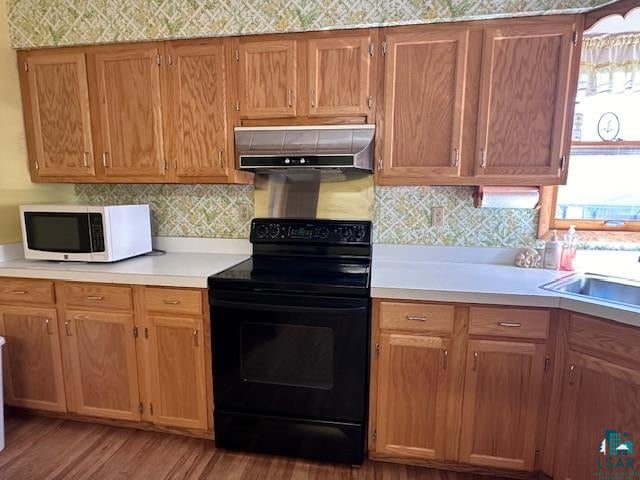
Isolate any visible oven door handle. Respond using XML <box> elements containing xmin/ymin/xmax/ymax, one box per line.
<box><xmin>213</xmin><ymin>299</ymin><xmax>367</xmax><ymax>314</ymax></box>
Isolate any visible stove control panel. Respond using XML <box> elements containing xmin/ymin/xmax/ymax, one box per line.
<box><xmin>251</xmin><ymin>219</ymin><xmax>371</xmax><ymax>244</ymax></box>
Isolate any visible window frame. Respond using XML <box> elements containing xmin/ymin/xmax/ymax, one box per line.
<box><xmin>540</xmin><ymin>141</ymin><xmax>640</xmax><ymax>237</ymax></box>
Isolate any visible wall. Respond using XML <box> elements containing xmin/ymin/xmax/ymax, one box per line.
<box><xmin>6</xmin><ymin>0</ymin><xmax>608</xmax><ymax>49</ymax></box>
<box><xmin>0</xmin><ymin>1</ymin><xmax>73</xmax><ymax>244</ymax></box>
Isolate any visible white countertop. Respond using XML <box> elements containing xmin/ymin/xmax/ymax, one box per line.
<box><xmin>0</xmin><ymin>252</ymin><xmax>249</xmax><ymax>288</ymax></box>
<box><xmin>372</xmin><ymin>245</ymin><xmax>640</xmax><ymax>328</ymax></box>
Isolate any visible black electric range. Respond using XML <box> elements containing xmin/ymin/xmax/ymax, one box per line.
<box><xmin>208</xmin><ymin>218</ymin><xmax>372</xmax><ymax>465</ymax></box>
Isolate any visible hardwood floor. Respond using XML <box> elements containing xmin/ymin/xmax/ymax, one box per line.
<box><xmin>0</xmin><ymin>414</ymin><xmax>502</xmax><ymax>479</ymax></box>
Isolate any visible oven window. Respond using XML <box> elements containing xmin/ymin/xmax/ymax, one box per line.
<box><xmin>24</xmin><ymin>213</ymin><xmax>91</xmax><ymax>253</ymax></box>
<box><xmin>240</xmin><ymin>322</ymin><xmax>334</xmax><ymax>390</ymax></box>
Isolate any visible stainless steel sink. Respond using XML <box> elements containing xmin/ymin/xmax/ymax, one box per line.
<box><xmin>542</xmin><ymin>273</ymin><xmax>640</xmax><ymax>309</ymax></box>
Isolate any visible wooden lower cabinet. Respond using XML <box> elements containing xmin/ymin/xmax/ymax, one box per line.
<box><xmin>63</xmin><ymin>309</ymin><xmax>141</xmax><ymax>421</ymax></box>
<box><xmin>459</xmin><ymin>339</ymin><xmax>546</xmax><ymax>471</ymax></box>
<box><xmin>375</xmin><ymin>333</ymin><xmax>451</xmax><ymax>460</ymax></box>
<box><xmin>0</xmin><ymin>306</ymin><xmax>66</xmax><ymax>412</ymax></box>
<box><xmin>143</xmin><ymin>315</ymin><xmax>208</xmax><ymax>430</ymax></box>
<box><xmin>553</xmin><ymin>351</ymin><xmax>640</xmax><ymax>480</ymax></box>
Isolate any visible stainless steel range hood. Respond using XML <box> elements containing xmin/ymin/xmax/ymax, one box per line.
<box><xmin>235</xmin><ymin>125</ymin><xmax>375</xmax><ymax>172</ymax></box>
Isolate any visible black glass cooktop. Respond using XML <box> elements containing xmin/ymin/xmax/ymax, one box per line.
<box><xmin>209</xmin><ymin>256</ymin><xmax>371</xmax><ymax>296</ymax></box>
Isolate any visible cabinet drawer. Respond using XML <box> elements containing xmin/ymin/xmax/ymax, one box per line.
<box><xmin>0</xmin><ymin>278</ymin><xmax>54</xmax><ymax>305</ymax></box>
<box><xmin>60</xmin><ymin>283</ymin><xmax>133</xmax><ymax>310</ymax></box>
<box><xmin>469</xmin><ymin>307</ymin><xmax>550</xmax><ymax>340</ymax></box>
<box><xmin>379</xmin><ymin>301</ymin><xmax>454</xmax><ymax>333</ymax></box>
<box><xmin>144</xmin><ymin>288</ymin><xmax>203</xmax><ymax>316</ymax></box>
<box><xmin>569</xmin><ymin>313</ymin><xmax>640</xmax><ymax>366</ymax></box>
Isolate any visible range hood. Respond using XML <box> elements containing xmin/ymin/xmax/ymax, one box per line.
<box><xmin>235</xmin><ymin>125</ymin><xmax>375</xmax><ymax>172</ymax></box>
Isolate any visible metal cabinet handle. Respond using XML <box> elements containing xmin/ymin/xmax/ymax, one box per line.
<box><xmin>311</xmin><ymin>89</ymin><xmax>315</xmax><ymax>108</ymax></box>
<box><xmin>193</xmin><ymin>328</ymin><xmax>200</xmax><ymax>347</ymax></box>
<box><xmin>163</xmin><ymin>300</ymin><xmax>181</xmax><ymax>305</ymax></box>
<box><xmin>442</xmin><ymin>349</ymin><xmax>448</xmax><ymax>370</ymax></box>
<box><xmin>452</xmin><ymin>148</ymin><xmax>459</xmax><ymax>168</ymax></box>
<box><xmin>219</xmin><ymin>150</ymin><xmax>225</xmax><ymax>169</ymax></box>
<box><xmin>473</xmin><ymin>351</ymin><xmax>479</xmax><ymax>371</ymax></box>
<box><xmin>11</xmin><ymin>290</ymin><xmax>27</xmax><ymax>295</ymax></box>
<box><xmin>83</xmin><ymin>152</ymin><xmax>90</xmax><ymax>168</ymax></box>
<box><xmin>497</xmin><ymin>322</ymin><xmax>521</xmax><ymax>328</ymax></box>
<box><xmin>45</xmin><ymin>318</ymin><xmax>53</xmax><ymax>335</ymax></box>
<box><xmin>102</xmin><ymin>152</ymin><xmax>109</xmax><ymax>168</ymax></box>
<box><xmin>568</xmin><ymin>364</ymin><xmax>576</xmax><ymax>385</ymax></box>
<box><xmin>480</xmin><ymin>148</ymin><xmax>487</xmax><ymax>168</ymax></box>
<box><xmin>86</xmin><ymin>295</ymin><xmax>104</xmax><ymax>301</ymax></box>
<box><xmin>64</xmin><ymin>320</ymin><xmax>72</xmax><ymax>336</ymax></box>
<box><xmin>287</xmin><ymin>89</ymin><xmax>293</xmax><ymax>108</ymax></box>
<box><xmin>406</xmin><ymin>315</ymin><xmax>427</xmax><ymax>322</ymax></box>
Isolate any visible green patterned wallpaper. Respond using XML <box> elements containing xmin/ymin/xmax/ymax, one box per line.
<box><xmin>7</xmin><ymin>0</ymin><xmax>609</xmax><ymax>48</ymax></box>
<box><xmin>75</xmin><ymin>184</ymin><xmax>540</xmax><ymax>247</ymax></box>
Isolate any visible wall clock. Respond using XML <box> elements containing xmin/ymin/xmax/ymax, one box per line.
<box><xmin>597</xmin><ymin>112</ymin><xmax>620</xmax><ymax>141</ymax></box>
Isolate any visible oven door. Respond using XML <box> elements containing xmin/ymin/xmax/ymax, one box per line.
<box><xmin>211</xmin><ymin>289</ymin><xmax>369</xmax><ymax>423</ymax></box>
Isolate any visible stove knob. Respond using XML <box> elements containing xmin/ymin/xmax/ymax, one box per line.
<box><xmin>300</xmin><ymin>158</ymin><xmax>306</xmax><ymax>164</ymax></box>
<box><xmin>340</xmin><ymin>227</ymin><xmax>353</xmax><ymax>241</ymax></box>
<box><xmin>268</xmin><ymin>224</ymin><xmax>281</xmax><ymax>238</ymax></box>
<box><xmin>318</xmin><ymin>227</ymin><xmax>329</xmax><ymax>239</ymax></box>
<box><xmin>255</xmin><ymin>224</ymin><xmax>268</xmax><ymax>239</ymax></box>
<box><xmin>354</xmin><ymin>226</ymin><xmax>366</xmax><ymax>241</ymax></box>
<box><xmin>284</xmin><ymin>158</ymin><xmax>291</xmax><ymax>165</ymax></box>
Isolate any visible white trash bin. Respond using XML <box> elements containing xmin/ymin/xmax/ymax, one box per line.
<box><xmin>0</xmin><ymin>336</ymin><xmax>4</xmax><ymax>451</ymax></box>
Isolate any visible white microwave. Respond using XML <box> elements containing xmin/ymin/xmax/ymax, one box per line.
<box><xmin>20</xmin><ymin>204</ymin><xmax>152</xmax><ymax>262</ymax></box>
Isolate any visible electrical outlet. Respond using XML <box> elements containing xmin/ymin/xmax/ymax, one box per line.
<box><xmin>238</xmin><ymin>205</ymin><xmax>253</xmax><ymax>221</ymax></box>
<box><xmin>431</xmin><ymin>207</ymin><xmax>444</xmax><ymax>227</ymax></box>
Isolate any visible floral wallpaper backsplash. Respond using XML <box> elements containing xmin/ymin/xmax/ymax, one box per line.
<box><xmin>75</xmin><ymin>184</ymin><xmax>254</xmax><ymax>238</ymax></box>
<box><xmin>75</xmin><ymin>184</ymin><xmax>539</xmax><ymax>248</ymax></box>
<box><xmin>374</xmin><ymin>186</ymin><xmax>538</xmax><ymax>247</ymax></box>
<box><xmin>7</xmin><ymin>0</ymin><xmax>610</xmax><ymax>49</ymax></box>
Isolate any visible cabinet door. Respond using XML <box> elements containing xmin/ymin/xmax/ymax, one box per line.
<box><xmin>166</xmin><ymin>40</ymin><xmax>230</xmax><ymax>179</ymax></box>
<box><xmin>375</xmin><ymin>333</ymin><xmax>451</xmax><ymax>460</ymax></box>
<box><xmin>380</xmin><ymin>29</ymin><xmax>469</xmax><ymax>180</ymax></box>
<box><xmin>0</xmin><ymin>306</ymin><xmax>66</xmax><ymax>412</ymax></box>
<box><xmin>64</xmin><ymin>310</ymin><xmax>140</xmax><ymax>421</ymax></box>
<box><xmin>23</xmin><ymin>53</ymin><xmax>94</xmax><ymax>177</ymax></box>
<box><xmin>94</xmin><ymin>45</ymin><xmax>166</xmax><ymax>178</ymax></box>
<box><xmin>459</xmin><ymin>340</ymin><xmax>546</xmax><ymax>471</ymax></box>
<box><xmin>475</xmin><ymin>21</ymin><xmax>577</xmax><ymax>183</ymax></box>
<box><xmin>308</xmin><ymin>35</ymin><xmax>371</xmax><ymax>116</ymax></box>
<box><xmin>554</xmin><ymin>352</ymin><xmax>640</xmax><ymax>480</ymax></box>
<box><xmin>238</xmin><ymin>40</ymin><xmax>296</xmax><ymax>118</ymax></box>
<box><xmin>147</xmin><ymin>315</ymin><xmax>207</xmax><ymax>429</ymax></box>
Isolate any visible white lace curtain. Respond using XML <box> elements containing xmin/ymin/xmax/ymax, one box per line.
<box><xmin>579</xmin><ymin>34</ymin><xmax>640</xmax><ymax>95</ymax></box>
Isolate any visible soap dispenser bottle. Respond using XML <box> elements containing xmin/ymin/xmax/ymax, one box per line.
<box><xmin>543</xmin><ymin>230</ymin><xmax>561</xmax><ymax>270</ymax></box>
<box><xmin>560</xmin><ymin>225</ymin><xmax>578</xmax><ymax>271</ymax></box>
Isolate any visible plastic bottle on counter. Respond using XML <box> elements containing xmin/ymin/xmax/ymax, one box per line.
<box><xmin>560</xmin><ymin>225</ymin><xmax>578</xmax><ymax>271</ymax></box>
<box><xmin>543</xmin><ymin>229</ymin><xmax>562</xmax><ymax>270</ymax></box>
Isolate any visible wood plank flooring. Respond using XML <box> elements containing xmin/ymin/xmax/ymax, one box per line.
<box><xmin>0</xmin><ymin>414</ymin><xmax>500</xmax><ymax>479</ymax></box>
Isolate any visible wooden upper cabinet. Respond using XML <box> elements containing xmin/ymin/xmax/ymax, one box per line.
<box><xmin>22</xmin><ymin>52</ymin><xmax>94</xmax><ymax>178</ymax></box>
<box><xmin>63</xmin><ymin>310</ymin><xmax>141</xmax><ymax>422</ymax></box>
<box><xmin>238</xmin><ymin>39</ymin><xmax>297</xmax><ymax>118</ymax></box>
<box><xmin>380</xmin><ymin>29</ymin><xmax>469</xmax><ymax>181</ymax></box>
<box><xmin>308</xmin><ymin>35</ymin><xmax>371</xmax><ymax>117</ymax></box>
<box><xmin>0</xmin><ymin>306</ymin><xmax>66</xmax><ymax>412</ymax></box>
<box><xmin>475</xmin><ymin>20</ymin><xmax>578</xmax><ymax>184</ymax></box>
<box><xmin>375</xmin><ymin>333</ymin><xmax>451</xmax><ymax>461</ymax></box>
<box><xmin>554</xmin><ymin>352</ymin><xmax>640</xmax><ymax>480</ymax></box>
<box><xmin>459</xmin><ymin>339</ymin><xmax>546</xmax><ymax>471</ymax></box>
<box><xmin>147</xmin><ymin>315</ymin><xmax>208</xmax><ymax>429</ymax></box>
<box><xmin>92</xmin><ymin>44</ymin><xmax>166</xmax><ymax>178</ymax></box>
<box><xmin>166</xmin><ymin>40</ymin><xmax>230</xmax><ymax>179</ymax></box>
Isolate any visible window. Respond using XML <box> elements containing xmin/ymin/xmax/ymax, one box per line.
<box><xmin>547</xmin><ymin>22</ymin><xmax>640</xmax><ymax>234</ymax></box>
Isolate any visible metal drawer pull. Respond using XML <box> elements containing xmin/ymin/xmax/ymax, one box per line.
<box><xmin>163</xmin><ymin>300</ymin><xmax>181</xmax><ymax>305</ymax></box>
<box><xmin>473</xmin><ymin>351</ymin><xmax>479</xmax><ymax>371</ymax></box>
<box><xmin>568</xmin><ymin>364</ymin><xmax>576</xmax><ymax>385</ymax></box>
<box><xmin>45</xmin><ymin>318</ymin><xmax>53</xmax><ymax>335</ymax></box>
<box><xmin>193</xmin><ymin>329</ymin><xmax>200</xmax><ymax>347</ymax></box>
<box><xmin>442</xmin><ymin>349</ymin><xmax>448</xmax><ymax>370</ymax></box>
<box><xmin>64</xmin><ymin>320</ymin><xmax>72</xmax><ymax>336</ymax></box>
<box><xmin>11</xmin><ymin>290</ymin><xmax>28</xmax><ymax>295</ymax></box>
<box><xmin>86</xmin><ymin>296</ymin><xmax>104</xmax><ymax>301</ymax></box>
<box><xmin>497</xmin><ymin>322</ymin><xmax>521</xmax><ymax>328</ymax></box>
<box><xmin>406</xmin><ymin>315</ymin><xmax>427</xmax><ymax>322</ymax></box>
